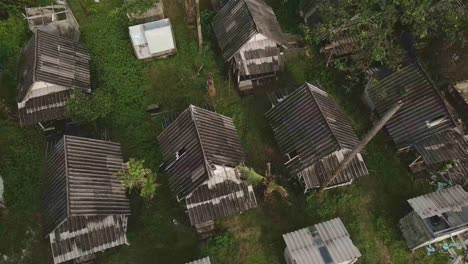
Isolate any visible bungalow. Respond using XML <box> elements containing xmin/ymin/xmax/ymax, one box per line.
<box><xmin>17</xmin><ymin>30</ymin><xmax>91</xmax><ymax>127</ymax></box>
<box><xmin>212</xmin><ymin>0</ymin><xmax>288</xmax><ymax>92</ymax></box>
<box><xmin>186</xmin><ymin>257</ymin><xmax>211</xmax><ymax>264</ymax></box>
<box><xmin>24</xmin><ymin>4</ymin><xmax>80</xmax><ymax>41</ymax></box>
<box><xmin>283</xmin><ymin>218</ymin><xmax>362</xmax><ymax>264</ymax></box>
<box><xmin>158</xmin><ymin>105</ymin><xmax>258</xmax><ymax>236</ymax></box>
<box><xmin>266</xmin><ymin>83</ymin><xmax>369</xmax><ymax>192</ymax></box>
<box><xmin>400</xmin><ymin>185</ymin><xmax>468</xmax><ymax>251</ymax></box>
<box><xmin>364</xmin><ymin>63</ymin><xmax>458</xmax><ymax>151</ymax></box>
<box><xmin>43</xmin><ymin>135</ymin><xmax>130</xmax><ymax>264</ymax></box>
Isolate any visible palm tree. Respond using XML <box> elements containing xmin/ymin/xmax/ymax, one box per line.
<box><xmin>238</xmin><ymin>163</ymin><xmax>288</xmax><ymax>201</ymax></box>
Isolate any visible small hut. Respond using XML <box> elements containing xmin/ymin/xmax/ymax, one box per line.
<box><xmin>364</xmin><ymin>63</ymin><xmax>458</xmax><ymax>151</ymax></box>
<box><xmin>17</xmin><ymin>30</ymin><xmax>91</xmax><ymax>127</ymax></box>
<box><xmin>186</xmin><ymin>257</ymin><xmax>211</xmax><ymax>264</ymax></box>
<box><xmin>158</xmin><ymin>105</ymin><xmax>258</xmax><ymax>236</ymax></box>
<box><xmin>301</xmin><ymin>0</ymin><xmax>359</xmax><ymax>64</ymax></box>
<box><xmin>212</xmin><ymin>0</ymin><xmax>288</xmax><ymax>93</ymax></box>
<box><xmin>24</xmin><ymin>4</ymin><xmax>80</xmax><ymax>41</ymax></box>
<box><xmin>129</xmin><ymin>18</ymin><xmax>177</xmax><ymax>60</ymax></box>
<box><xmin>283</xmin><ymin>218</ymin><xmax>362</xmax><ymax>264</ymax></box>
<box><xmin>400</xmin><ymin>185</ymin><xmax>468</xmax><ymax>251</ymax></box>
<box><xmin>266</xmin><ymin>83</ymin><xmax>369</xmax><ymax>192</ymax></box>
<box><xmin>43</xmin><ymin>135</ymin><xmax>130</xmax><ymax>264</ymax></box>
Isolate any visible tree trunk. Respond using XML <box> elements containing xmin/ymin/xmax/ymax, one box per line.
<box><xmin>319</xmin><ymin>100</ymin><xmax>404</xmax><ymax>193</ymax></box>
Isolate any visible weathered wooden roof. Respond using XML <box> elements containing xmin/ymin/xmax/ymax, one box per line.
<box><xmin>186</xmin><ymin>257</ymin><xmax>211</xmax><ymax>264</ymax></box>
<box><xmin>414</xmin><ymin>130</ymin><xmax>468</xmax><ymax>165</ymax></box>
<box><xmin>49</xmin><ymin>215</ymin><xmax>128</xmax><ymax>264</ymax></box>
<box><xmin>407</xmin><ymin>185</ymin><xmax>468</xmax><ymax>219</ymax></box>
<box><xmin>158</xmin><ymin>105</ymin><xmax>246</xmax><ymax>199</ymax></box>
<box><xmin>212</xmin><ymin>0</ymin><xmax>286</xmax><ymax>60</ymax></box>
<box><xmin>17</xmin><ymin>30</ymin><xmax>91</xmax><ymax>101</ymax></box>
<box><xmin>18</xmin><ymin>89</ymin><xmax>72</xmax><ymax>126</ymax></box>
<box><xmin>43</xmin><ymin>135</ymin><xmax>130</xmax><ymax>236</ymax></box>
<box><xmin>283</xmin><ymin>218</ymin><xmax>361</xmax><ymax>264</ymax></box>
<box><xmin>365</xmin><ymin>64</ymin><xmax>456</xmax><ymax>149</ymax></box>
<box><xmin>266</xmin><ymin>83</ymin><xmax>367</xmax><ymax>189</ymax></box>
<box><xmin>186</xmin><ymin>179</ymin><xmax>257</xmax><ymax>226</ymax></box>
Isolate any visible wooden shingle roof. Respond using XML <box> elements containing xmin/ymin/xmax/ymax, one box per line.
<box><xmin>365</xmin><ymin>64</ymin><xmax>456</xmax><ymax>149</ymax></box>
<box><xmin>266</xmin><ymin>83</ymin><xmax>368</xmax><ymax>190</ymax></box>
<box><xmin>158</xmin><ymin>105</ymin><xmax>246</xmax><ymax>199</ymax></box>
<box><xmin>43</xmin><ymin>136</ymin><xmax>130</xmax><ymax>236</ymax></box>
<box><xmin>212</xmin><ymin>0</ymin><xmax>286</xmax><ymax>60</ymax></box>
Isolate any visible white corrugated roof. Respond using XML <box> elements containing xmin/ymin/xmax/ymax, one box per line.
<box><xmin>408</xmin><ymin>185</ymin><xmax>468</xmax><ymax>219</ymax></box>
<box><xmin>186</xmin><ymin>257</ymin><xmax>211</xmax><ymax>264</ymax></box>
<box><xmin>283</xmin><ymin>218</ymin><xmax>361</xmax><ymax>264</ymax></box>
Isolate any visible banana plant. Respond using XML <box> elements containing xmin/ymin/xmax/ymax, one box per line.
<box><xmin>238</xmin><ymin>163</ymin><xmax>288</xmax><ymax>201</ymax></box>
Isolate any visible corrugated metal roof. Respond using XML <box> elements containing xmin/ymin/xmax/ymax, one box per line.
<box><xmin>50</xmin><ymin>215</ymin><xmax>128</xmax><ymax>264</ymax></box>
<box><xmin>158</xmin><ymin>105</ymin><xmax>246</xmax><ymax>199</ymax></box>
<box><xmin>186</xmin><ymin>179</ymin><xmax>258</xmax><ymax>226</ymax></box>
<box><xmin>399</xmin><ymin>211</ymin><xmax>434</xmax><ymax>250</ymax></box>
<box><xmin>186</xmin><ymin>257</ymin><xmax>211</xmax><ymax>264</ymax></box>
<box><xmin>212</xmin><ymin>0</ymin><xmax>286</xmax><ymax>61</ymax></box>
<box><xmin>365</xmin><ymin>64</ymin><xmax>456</xmax><ymax>149</ymax></box>
<box><xmin>18</xmin><ymin>89</ymin><xmax>72</xmax><ymax>126</ymax></box>
<box><xmin>43</xmin><ymin>135</ymin><xmax>131</xmax><ymax>235</ymax></box>
<box><xmin>266</xmin><ymin>83</ymin><xmax>368</xmax><ymax>191</ymax></box>
<box><xmin>414</xmin><ymin>130</ymin><xmax>468</xmax><ymax>165</ymax></box>
<box><xmin>283</xmin><ymin>218</ymin><xmax>361</xmax><ymax>264</ymax></box>
<box><xmin>407</xmin><ymin>185</ymin><xmax>468</xmax><ymax>219</ymax></box>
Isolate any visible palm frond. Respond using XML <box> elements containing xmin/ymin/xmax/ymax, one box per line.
<box><xmin>238</xmin><ymin>166</ymin><xmax>265</xmax><ymax>186</ymax></box>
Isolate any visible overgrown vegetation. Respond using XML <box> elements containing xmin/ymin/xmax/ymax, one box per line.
<box><xmin>309</xmin><ymin>0</ymin><xmax>467</xmax><ymax>70</ymax></box>
<box><xmin>0</xmin><ymin>0</ymin><xmax>464</xmax><ymax>263</ymax></box>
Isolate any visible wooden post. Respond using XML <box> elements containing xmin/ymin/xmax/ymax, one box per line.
<box><xmin>195</xmin><ymin>0</ymin><xmax>203</xmax><ymax>48</ymax></box>
<box><xmin>319</xmin><ymin>100</ymin><xmax>404</xmax><ymax>193</ymax></box>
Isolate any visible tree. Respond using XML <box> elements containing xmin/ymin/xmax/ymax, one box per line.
<box><xmin>238</xmin><ymin>164</ymin><xmax>288</xmax><ymax>201</ymax></box>
<box><xmin>308</xmin><ymin>0</ymin><xmax>467</xmax><ymax>71</ymax></box>
<box><xmin>118</xmin><ymin>158</ymin><xmax>157</xmax><ymax>201</ymax></box>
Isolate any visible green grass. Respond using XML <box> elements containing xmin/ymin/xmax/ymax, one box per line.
<box><xmin>0</xmin><ymin>0</ymin><xmax>457</xmax><ymax>263</ymax></box>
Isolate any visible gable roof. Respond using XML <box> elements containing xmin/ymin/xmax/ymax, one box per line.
<box><xmin>266</xmin><ymin>83</ymin><xmax>367</xmax><ymax>188</ymax></box>
<box><xmin>43</xmin><ymin>135</ymin><xmax>130</xmax><ymax>235</ymax></box>
<box><xmin>407</xmin><ymin>185</ymin><xmax>468</xmax><ymax>219</ymax></box>
<box><xmin>158</xmin><ymin>105</ymin><xmax>246</xmax><ymax>199</ymax></box>
<box><xmin>414</xmin><ymin>130</ymin><xmax>468</xmax><ymax>165</ymax></box>
<box><xmin>365</xmin><ymin>64</ymin><xmax>456</xmax><ymax>149</ymax></box>
<box><xmin>212</xmin><ymin>0</ymin><xmax>286</xmax><ymax>60</ymax></box>
<box><xmin>283</xmin><ymin>218</ymin><xmax>361</xmax><ymax>264</ymax></box>
<box><xmin>17</xmin><ymin>30</ymin><xmax>91</xmax><ymax>102</ymax></box>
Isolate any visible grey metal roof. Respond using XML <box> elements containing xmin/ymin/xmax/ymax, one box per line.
<box><xmin>414</xmin><ymin>130</ymin><xmax>468</xmax><ymax>165</ymax></box>
<box><xmin>283</xmin><ymin>218</ymin><xmax>361</xmax><ymax>264</ymax></box>
<box><xmin>43</xmin><ymin>135</ymin><xmax>131</xmax><ymax>236</ymax></box>
<box><xmin>18</xmin><ymin>89</ymin><xmax>72</xmax><ymax>126</ymax></box>
<box><xmin>212</xmin><ymin>0</ymin><xmax>286</xmax><ymax>60</ymax></box>
<box><xmin>17</xmin><ymin>30</ymin><xmax>91</xmax><ymax>101</ymax></box>
<box><xmin>186</xmin><ymin>179</ymin><xmax>258</xmax><ymax>226</ymax></box>
<box><xmin>158</xmin><ymin>105</ymin><xmax>246</xmax><ymax>199</ymax></box>
<box><xmin>186</xmin><ymin>257</ymin><xmax>211</xmax><ymax>264</ymax></box>
<box><xmin>365</xmin><ymin>63</ymin><xmax>456</xmax><ymax>149</ymax></box>
<box><xmin>407</xmin><ymin>185</ymin><xmax>468</xmax><ymax>219</ymax></box>
<box><xmin>266</xmin><ymin>83</ymin><xmax>368</xmax><ymax>190</ymax></box>
<box><xmin>234</xmin><ymin>39</ymin><xmax>284</xmax><ymax>78</ymax></box>
<box><xmin>49</xmin><ymin>215</ymin><xmax>128</xmax><ymax>264</ymax></box>
<box><xmin>399</xmin><ymin>211</ymin><xmax>434</xmax><ymax>250</ymax></box>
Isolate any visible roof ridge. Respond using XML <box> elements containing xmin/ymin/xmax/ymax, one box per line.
<box><xmin>189</xmin><ymin>105</ymin><xmax>212</xmax><ymax>179</ymax></box>
<box><xmin>243</xmin><ymin>0</ymin><xmax>261</xmax><ymax>33</ymax></box>
<box><xmin>306</xmin><ymin>83</ymin><xmax>343</xmax><ymax>150</ymax></box>
<box><xmin>63</xmin><ymin>135</ymin><xmax>70</xmax><ymax>217</ymax></box>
